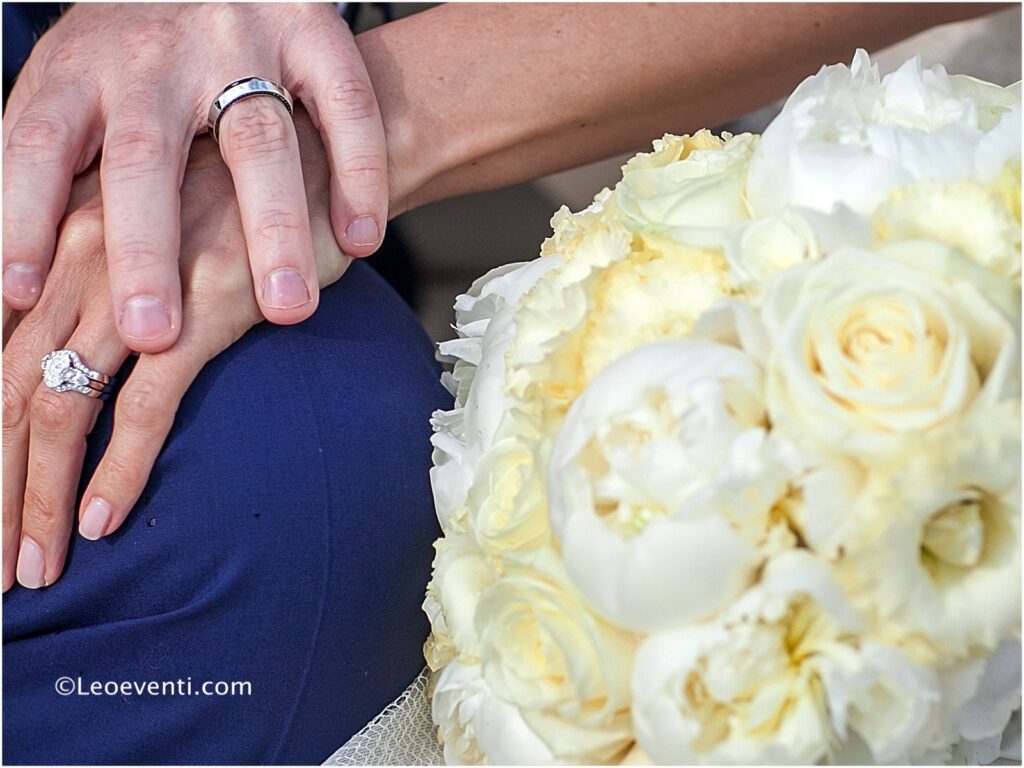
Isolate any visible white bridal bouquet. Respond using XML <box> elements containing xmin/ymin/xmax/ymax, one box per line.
<box><xmin>422</xmin><ymin>51</ymin><xmax>1022</xmax><ymax>764</ymax></box>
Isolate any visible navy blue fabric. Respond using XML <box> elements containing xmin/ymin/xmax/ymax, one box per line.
<box><xmin>3</xmin><ymin>261</ymin><xmax>451</xmax><ymax>765</ymax></box>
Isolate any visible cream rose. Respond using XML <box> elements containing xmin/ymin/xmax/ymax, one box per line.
<box><xmin>724</xmin><ymin>209</ymin><xmax>821</xmax><ymax>298</ymax></box>
<box><xmin>548</xmin><ymin>339</ymin><xmax>796</xmax><ymax>632</ymax></box>
<box><xmin>632</xmin><ymin>551</ymin><xmax>942</xmax><ymax>765</ymax></box>
<box><xmin>432</xmin><ymin>661</ymin><xmax>555</xmax><ymax>765</ymax></box>
<box><xmin>762</xmin><ymin>239</ymin><xmax>1020</xmax><ymax>459</ymax></box>
<box><xmin>422</xmin><ymin>533</ymin><xmax>497</xmax><ymax>669</ymax></box>
<box><xmin>748</xmin><ymin>49</ymin><xmax>1021</xmax><ymax>218</ymax></box>
<box><xmin>616</xmin><ymin>131</ymin><xmax>756</xmax><ymax>248</ymax></box>
<box><xmin>474</xmin><ymin>549</ymin><xmax>636</xmax><ymax>763</ymax></box>
<box><xmin>464</xmin><ymin>436</ymin><xmax>550</xmax><ymax>553</ymax></box>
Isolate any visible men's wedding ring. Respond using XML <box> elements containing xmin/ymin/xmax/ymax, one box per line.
<box><xmin>41</xmin><ymin>349</ymin><xmax>116</xmax><ymax>401</ymax></box>
<box><xmin>208</xmin><ymin>76</ymin><xmax>294</xmax><ymax>142</ymax></box>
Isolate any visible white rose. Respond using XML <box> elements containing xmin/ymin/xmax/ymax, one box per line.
<box><xmin>763</xmin><ymin>240</ymin><xmax>1020</xmax><ymax>460</ymax></box>
<box><xmin>724</xmin><ymin>209</ymin><xmax>821</xmax><ymax>298</ymax></box>
<box><xmin>422</xmin><ymin>534</ymin><xmax>497</xmax><ymax>668</ymax></box>
<box><xmin>617</xmin><ymin>131</ymin><xmax>756</xmax><ymax>248</ymax></box>
<box><xmin>432</xmin><ymin>660</ymin><xmax>555</xmax><ymax>765</ymax></box>
<box><xmin>464</xmin><ymin>435</ymin><xmax>550</xmax><ymax>553</ymax></box>
<box><xmin>632</xmin><ymin>551</ymin><xmax>941</xmax><ymax>765</ymax></box>
<box><xmin>474</xmin><ymin>549</ymin><xmax>636</xmax><ymax>763</ymax></box>
<box><xmin>548</xmin><ymin>339</ymin><xmax>797</xmax><ymax>632</ymax></box>
<box><xmin>748</xmin><ymin>49</ymin><xmax>1021</xmax><ymax>218</ymax></box>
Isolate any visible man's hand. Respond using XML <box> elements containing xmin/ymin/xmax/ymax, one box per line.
<box><xmin>3</xmin><ymin>3</ymin><xmax>384</xmax><ymax>351</ymax></box>
<box><xmin>2</xmin><ymin>109</ymin><xmax>350</xmax><ymax>591</ymax></box>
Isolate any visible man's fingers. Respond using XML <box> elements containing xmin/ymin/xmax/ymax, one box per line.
<box><xmin>2</xmin><ymin>82</ymin><xmax>101</xmax><ymax>310</ymax></box>
<box><xmin>80</xmin><ymin>352</ymin><xmax>197</xmax><ymax>540</ymax></box>
<box><xmin>291</xmin><ymin>25</ymin><xmax>388</xmax><ymax>258</ymax></box>
<box><xmin>100</xmin><ymin>101</ymin><xmax>189</xmax><ymax>353</ymax></box>
<box><xmin>217</xmin><ymin>96</ymin><xmax>318</xmax><ymax>325</ymax></box>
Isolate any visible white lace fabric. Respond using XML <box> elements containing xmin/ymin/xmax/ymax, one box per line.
<box><xmin>325</xmin><ymin>668</ymin><xmax>444</xmax><ymax>765</ymax></box>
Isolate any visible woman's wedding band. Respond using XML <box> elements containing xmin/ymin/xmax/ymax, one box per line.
<box><xmin>41</xmin><ymin>349</ymin><xmax>117</xmax><ymax>401</ymax></box>
<box><xmin>208</xmin><ymin>76</ymin><xmax>294</xmax><ymax>142</ymax></box>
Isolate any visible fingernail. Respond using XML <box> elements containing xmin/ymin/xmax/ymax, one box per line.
<box><xmin>120</xmin><ymin>296</ymin><xmax>172</xmax><ymax>340</ymax></box>
<box><xmin>345</xmin><ymin>216</ymin><xmax>379</xmax><ymax>247</ymax></box>
<box><xmin>16</xmin><ymin>535</ymin><xmax>45</xmax><ymax>589</ymax></box>
<box><xmin>262</xmin><ymin>268</ymin><xmax>310</xmax><ymax>310</ymax></box>
<box><xmin>80</xmin><ymin>497</ymin><xmax>112</xmax><ymax>541</ymax></box>
<box><xmin>3</xmin><ymin>264</ymin><xmax>42</xmax><ymax>303</ymax></box>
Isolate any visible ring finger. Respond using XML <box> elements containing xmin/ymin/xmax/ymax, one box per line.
<box><xmin>18</xmin><ymin>326</ymin><xmax>126</xmax><ymax>589</ymax></box>
<box><xmin>216</xmin><ymin>94</ymin><xmax>318</xmax><ymax>325</ymax></box>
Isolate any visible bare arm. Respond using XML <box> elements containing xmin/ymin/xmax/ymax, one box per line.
<box><xmin>357</xmin><ymin>2</ymin><xmax>1006</xmax><ymax>216</ymax></box>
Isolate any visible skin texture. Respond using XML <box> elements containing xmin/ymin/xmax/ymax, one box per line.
<box><xmin>2</xmin><ymin>3</ymin><xmax>387</xmax><ymax>350</ymax></box>
<box><xmin>1</xmin><ymin>2</ymin><xmax>1007</xmax><ymax>591</ymax></box>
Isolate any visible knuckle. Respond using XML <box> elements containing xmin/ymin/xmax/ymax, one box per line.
<box><xmin>58</xmin><ymin>209</ymin><xmax>105</xmax><ymax>256</ymax></box>
<box><xmin>21</xmin><ymin>486</ymin><xmax>64</xmax><ymax>529</ymax></box>
<box><xmin>98</xmin><ymin>452</ymin><xmax>145</xmax><ymax>493</ymax></box>
<box><xmin>30</xmin><ymin>390</ymin><xmax>76</xmax><ymax>433</ymax></box>
<box><xmin>2</xmin><ymin>376</ymin><xmax>31</xmax><ymax>431</ymax></box>
<box><xmin>105</xmin><ymin>238</ymin><xmax>165</xmax><ymax>274</ymax></box>
<box><xmin>126</xmin><ymin>18</ymin><xmax>183</xmax><ymax>63</ymax></box>
<box><xmin>7</xmin><ymin>115</ymin><xmax>73</xmax><ymax>163</ymax></box>
<box><xmin>117</xmin><ymin>381</ymin><xmax>172</xmax><ymax>430</ymax></box>
<box><xmin>104</xmin><ymin>126</ymin><xmax>172</xmax><ymax>179</ymax></box>
<box><xmin>321</xmin><ymin>79</ymin><xmax>377</xmax><ymax>122</ymax></box>
<box><xmin>254</xmin><ymin>208</ymin><xmax>304</xmax><ymax>244</ymax></box>
<box><xmin>336</xmin><ymin>152</ymin><xmax>387</xmax><ymax>183</ymax></box>
<box><xmin>222</xmin><ymin>100</ymin><xmax>293</xmax><ymax>160</ymax></box>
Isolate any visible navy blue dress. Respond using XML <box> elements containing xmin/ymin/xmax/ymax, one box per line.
<box><xmin>3</xmin><ymin>262</ymin><xmax>451</xmax><ymax>763</ymax></box>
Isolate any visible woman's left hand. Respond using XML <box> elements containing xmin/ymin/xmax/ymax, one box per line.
<box><xmin>2</xmin><ymin>110</ymin><xmax>348</xmax><ymax>591</ymax></box>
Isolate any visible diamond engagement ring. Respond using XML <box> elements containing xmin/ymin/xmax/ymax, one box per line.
<box><xmin>208</xmin><ymin>76</ymin><xmax>294</xmax><ymax>142</ymax></box>
<box><xmin>41</xmin><ymin>350</ymin><xmax>116</xmax><ymax>400</ymax></box>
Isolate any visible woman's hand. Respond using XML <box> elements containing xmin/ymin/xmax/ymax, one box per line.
<box><xmin>3</xmin><ymin>2</ymin><xmax>384</xmax><ymax>351</ymax></box>
<box><xmin>2</xmin><ymin>109</ymin><xmax>350</xmax><ymax>592</ymax></box>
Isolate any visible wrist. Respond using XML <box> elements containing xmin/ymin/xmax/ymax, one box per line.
<box><xmin>355</xmin><ymin>12</ymin><xmax>473</xmax><ymax>219</ymax></box>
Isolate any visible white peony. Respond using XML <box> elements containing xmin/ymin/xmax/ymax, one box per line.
<box><xmin>548</xmin><ymin>339</ymin><xmax>796</xmax><ymax>632</ymax></box>
<box><xmin>430</xmin><ymin>258</ymin><xmax>559</xmax><ymax>532</ymax></box>
<box><xmin>748</xmin><ymin>49</ymin><xmax>1021</xmax><ymax>218</ymax></box>
<box><xmin>632</xmin><ymin>551</ymin><xmax>942</xmax><ymax>765</ymax></box>
<box><xmin>824</xmin><ymin>402</ymin><xmax>1021</xmax><ymax>664</ymax></box>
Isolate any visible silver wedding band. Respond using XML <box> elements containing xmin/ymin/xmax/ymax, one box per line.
<box><xmin>208</xmin><ymin>77</ymin><xmax>294</xmax><ymax>142</ymax></box>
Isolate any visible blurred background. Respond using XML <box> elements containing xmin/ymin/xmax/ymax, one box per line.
<box><xmin>4</xmin><ymin>3</ymin><xmax>1020</xmax><ymax>342</ymax></box>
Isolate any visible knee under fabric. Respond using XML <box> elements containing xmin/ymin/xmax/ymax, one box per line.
<box><xmin>3</xmin><ymin>262</ymin><xmax>452</xmax><ymax>765</ymax></box>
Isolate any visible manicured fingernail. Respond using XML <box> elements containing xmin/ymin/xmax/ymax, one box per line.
<box><xmin>262</xmin><ymin>268</ymin><xmax>310</xmax><ymax>309</ymax></box>
<box><xmin>3</xmin><ymin>264</ymin><xmax>42</xmax><ymax>303</ymax></box>
<box><xmin>16</xmin><ymin>535</ymin><xmax>45</xmax><ymax>589</ymax></box>
<box><xmin>80</xmin><ymin>497</ymin><xmax>112</xmax><ymax>541</ymax></box>
<box><xmin>345</xmin><ymin>216</ymin><xmax>379</xmax><ymax>247</ymax></box>
<box><xmin>120</xmin><ymin>296</ymin><xmax>172</xmax><ymax>340</ymax></box>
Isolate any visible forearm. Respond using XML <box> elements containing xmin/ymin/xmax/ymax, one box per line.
<box><xmin>357</xmin><ymin>2</ymin><xmax>1005</xmax><ymax>216</ymax></box>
